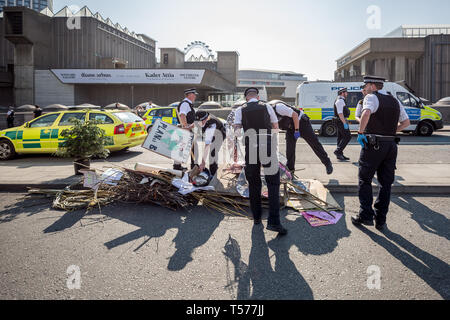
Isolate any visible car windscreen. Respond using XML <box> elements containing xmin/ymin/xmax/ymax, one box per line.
<box><xmin>113</xmin><ymin>112</ymin><xmax>144</xmax><ymax>123</ymax></box>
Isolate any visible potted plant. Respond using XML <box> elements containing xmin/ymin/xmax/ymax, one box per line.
<box><xmin>55</xmin><ymin>118</ymin><xmax>110</xmax><ymax>175</ymax></box>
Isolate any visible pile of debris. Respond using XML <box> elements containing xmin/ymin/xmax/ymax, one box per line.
<box><xmin>28</xmin><ymin>161</ymin><xmax>342</xmax><ymax>221</ymax></box>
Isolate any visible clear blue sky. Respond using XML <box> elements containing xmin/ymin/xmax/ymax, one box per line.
<box><xmin>54</xmin><ymin>0</ymin><xmax>450</xmax><ymax>80</ymax></box>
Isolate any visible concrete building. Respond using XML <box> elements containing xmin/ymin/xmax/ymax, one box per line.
<box><xmin>335</xmin><ymin>25</ymin><xmax>450</xmax><ymax>102</ymax></box>
<box><xmin>0</xmin><ymin>6</ymin><xmax>238</xmax><ymax>108</ymax></box>
<box><xmin>238</xmin><ymin>69</ymin><xmax>307</xmax><ymax>104</ymax></box>
<box><xmin>0</xmin><ymin>0</ymin><xmax>53</xmax><ymax>13</ymax></box>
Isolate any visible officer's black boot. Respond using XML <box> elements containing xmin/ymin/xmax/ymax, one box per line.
<box><xmin>325</xmin><ymin>162</ymin><xmax>334</xmax><ymax>175</ymax></box>
<box><xmin>334</xmin><ymin>151</ymin><xmax>347</xmax><ymax>161</ymax></box>
<box><xmin>375</xmin><ymin>222</ymin><xmax>387</xmax><ymax>231</ymax></box>
<box><xmin>351</xmin><ymin>215</ymin><xmax>375</xmax><ymax>227</ymax></box>
<box><xmin>266</xmin><ymin>224</ymin><xmax>288</xmax><ymax>235</ymax></box>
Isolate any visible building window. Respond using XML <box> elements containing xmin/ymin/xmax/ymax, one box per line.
<box><xmin>163</xmin><ymin>53</ymin><xmax>168</xmax><ymax>65</ymax></box>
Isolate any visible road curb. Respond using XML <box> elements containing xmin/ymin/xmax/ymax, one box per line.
<box><xmin>1</xmin><ymin>183</ymin><xmax>450</xmax><ymax>195</ymax></box>
<box><xmin>326</xmin><ymin>184</ymin><xmax>450</xmax><ymax>194</ymax></box>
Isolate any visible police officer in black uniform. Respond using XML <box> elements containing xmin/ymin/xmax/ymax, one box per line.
<box><xmin>174</xmin><ymin>88</ymin><xmax>198</xmax><ymax>171</ymax></box>
<box><xmin>234</xmin><ymin>88</ymin><xmax>287</xmax><ymax>235</ymax></box>
<box><xmin>34</xmin><ymin>105</ymin><xmax>43</xmax><ymax>119</ymax></box>
<box><xmin>334</xmin><ymin>88</ymin><xmax>351</xmax><ymax>161</ymax></box>
<box><xmin>270</xmin><ymin>100</ymin><xmax>333</xmax><ymax>175</ymax></box>
<box><xmin>195</xmin><ymin>110</ymin><xmax>226</xmax><ymax>177</ymax></box>
<box><xmin>6</xmin><ymin>106</ymin><xmax>15</xmax><ymax>128</ymax></box>
<box><xmin>352</xmin><ymin>76</ymin><xmax>411</xmax><ymax>231</ymax></box>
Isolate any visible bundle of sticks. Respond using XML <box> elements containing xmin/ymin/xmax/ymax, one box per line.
<box><xmin>28</xmin><ymin>166</ymin><xmax>249</xmax><ymax>217</ymax></box>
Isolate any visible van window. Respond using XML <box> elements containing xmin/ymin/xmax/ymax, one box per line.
<box><xmin>397</xmin><ymin>92</ymin><xmax>421</xmax><ymax>108</ymax></box>
<box><xmin>159</xmin><ymin>108</ymin><xmax>174</xmax><ymax>117</ymax></box>
<box><xmin>346</xmin><ymin>92</ymin><xmax>364</xmax><ymax>108</ymax></box>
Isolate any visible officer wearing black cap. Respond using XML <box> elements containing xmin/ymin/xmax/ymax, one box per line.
<box><xmin>234</xmin><ymin>87</ymin><xmax>288</xmax><ymax>235</ymax></box>
<box><xmin>269</xmin><ymin>100</ymin><xmax>333</xmax><ymax>175</ymax></box>
<box><xmin>195</xmin><ymin>110</ymin><xmax>226</xmax><ymax>177</ymax></box>
<box><xmin>334</xmin><ymin>87</ymin><xmax>351</xmax><ymax>161</ymax></box>
<box><xmin>174</xmin><ymin>88</ymin><xmax>198</xmax><ymax>171</ymax></box>
<box><xmin>352</xmin><ymin>76</ymin><xmax>410</xmax><ymax>231</ymax></box>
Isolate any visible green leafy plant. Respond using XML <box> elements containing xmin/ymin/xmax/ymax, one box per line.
<box><xmin>55</xmin><ymin>118</ymin><xmax>110</xmax><ymax>159</ymax></box>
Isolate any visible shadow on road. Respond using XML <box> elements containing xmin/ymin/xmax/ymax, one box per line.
<box><xmin>44</xmin><ymin>202</ymin><xmax>225</xmax><ymax>272</ymax></box>
<box><xmin>392</xmin><ymin>195</ymin><xmax>450</xmax><ymax>241</ymax></box>
<box><xmin>283</xmin><ymin>194</ymin><xmax>351</xmax><ymax>256</ymax></box>
<box><xmin>0</xmin><ymin>195</ymin><xmax>53</xmax><ymax>224</ymax></box>
<box><xmin>103</xmin><ymin>205</ymin><xmax>224</xmax><ymax>272</ymax></box>
<box><xmin>223</xmin><ymin>227</ymin><xmax>314</xmax><ymax>300</ymax></box>
<box><xmin>359</xmin><ymin>226</ymin><xmax>450</xmax><ymax>299</ymax></box>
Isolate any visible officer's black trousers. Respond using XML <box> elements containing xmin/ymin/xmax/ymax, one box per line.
<box><xmin>208</xmin><ymin>138</ymin><xmax>223</xmax><ymax>177</ymax></box>
<box><xmin>244</xmin><ymin>135</ymin><xmax>281</xmax><ymax>226</ymax></box>
<box><xmin>286</xmin><ymin>115</ymin><xmax>331</xmax><ymax>171</ymax></box>
<box><xmin>245</xmin><ymin>164</ymin><xmax>281</xmax><ymax>226</ymax></box>
<box><xmin>7</xmin><ymin>120</ymin><xmax>14</xmax><ymax>128</ymax></box>
<box><xmin>358</xmin><ymin>141</ymin><xmax>398</xmax><ymax>224</ymax></box>
<box><xmin>335</xmin><ymin>120</ymin><xmax>351</xmax><ymax>155</ymax></box>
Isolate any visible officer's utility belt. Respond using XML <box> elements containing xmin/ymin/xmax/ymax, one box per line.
<box><xmin>366</xmin><ymin>134</ymin><xmax>401</xmax><ymax>150</ymax></box>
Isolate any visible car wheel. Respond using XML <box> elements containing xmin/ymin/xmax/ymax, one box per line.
<box><xmin>321</xmin><ymin>121</ymin><xmax>337</xmax><ymax>137</ymax></box>
<box><xmin>0</xmin><ymin>139</ymin><xmax>16</xmax><ymax>160</ymax></box>
<box><xmin>417</xmin><ymin>122</ymin><xmax>434</xmax><ymax>136</ymax></box>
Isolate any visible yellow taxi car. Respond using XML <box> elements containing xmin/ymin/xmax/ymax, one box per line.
<box><xmin>141</xmin><ymin>106</ymin><xmax>179</xmax><ymax>130</ymax></box>
<box><xmin>0</xmin><ymin>109</ymin><xmax>148</xmax><ymax>160</ymax></box>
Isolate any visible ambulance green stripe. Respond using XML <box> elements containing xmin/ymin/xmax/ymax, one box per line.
<box><xmin>23</xmin><ymin>143</ymin><xmax>41</xmax><ymax>149</ymax></box>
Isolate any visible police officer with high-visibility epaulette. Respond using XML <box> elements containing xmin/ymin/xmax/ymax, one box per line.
<box><xmin>269</xmin><ymin>100</ymin><xmax>333</xmax><ymax>175</ymax></box>
<box><xmin>355</xmin><ymin>86</ymin><xmax>368</xmax><ymax>123</ymax></box>
<box><xmin>352</xmin><ymin>76</ymin><xmax>411</xmax><ymax>231</ymax></box>
<box><xmin>334</xmin><ymin>88</ymin><xmax>351</xmax><ymax>161</ymax></box>
<box><xmin>234</xmin><ymin>88</ymin><xmax>287</xmax><ymax>235</ymax></box>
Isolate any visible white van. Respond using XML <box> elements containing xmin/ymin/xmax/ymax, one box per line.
<box><xmin>295</xmin><ymin>81</ymin><xmax>443</xmax><ymax>137</ymax></box>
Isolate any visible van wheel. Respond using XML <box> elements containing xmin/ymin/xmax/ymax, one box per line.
<box><xmin>321</xmin><ymin>121</ymin><xmax>337</xmax><ymax>137</ymax></box>
<box><xmin>417</xmin><ymin>122</ymin><xmax>434</xmax><ymax>136</ymax></box>
<box><xmin>0</xmin><ymin>139</ymin><xmax>16</xmax><ymax>160</ymax></box>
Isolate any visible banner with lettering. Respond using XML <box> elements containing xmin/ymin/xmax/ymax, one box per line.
<box><xmin>142</xmin><ymin>119</ymin><xmax>194</xmax><ymax>164</ymax></box>
<box><xmin>51</xmin><ymin>69</ymin><xmax>205</xmax><ymax>84</ymax></box>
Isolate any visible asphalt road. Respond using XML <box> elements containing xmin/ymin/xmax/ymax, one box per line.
<box><xmin>0</xmin><ymin>192</ymin><xmax>449</xmax><ymax>300</ymax></box>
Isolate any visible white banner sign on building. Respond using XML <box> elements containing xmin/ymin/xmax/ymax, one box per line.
<box><xmin>142</xmin><ymin>119</ymin><xmax>194</xmax><ymax>164</ymax></box>
<box><xmin>51</xmin><ymin>69</ymin><xmax>205</xmax><ymax>84</ymax></box>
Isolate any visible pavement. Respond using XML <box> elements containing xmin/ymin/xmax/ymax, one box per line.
<box><xmin>0</xmin><ymin>192</ymin><xmax>449</xmax><ymax>300</ymax></box>
<box><xmin>1</xmin><ymin>129</ymin><xmax>450</xmax><ymax>194</ymax></box>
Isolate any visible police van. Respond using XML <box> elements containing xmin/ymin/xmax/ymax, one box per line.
<box><xmin>296</xmin><ymin>81</ymin><xmax>443</xmax><ymax>137</ymax></box>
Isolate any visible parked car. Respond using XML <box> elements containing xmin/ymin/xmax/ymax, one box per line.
<box><xmin>0</xmin><ymin>109</ymin><xmax>148</xmax><ymax>160</ymax></box>
<box><xmin>198</xmin><ymin>102</ymin><xmax>223</xmax><ymax>110</ymax></box>
<box><xmin>141</xmin><ymin>107</ymin><xmax>179</xmax><ymax>131</ymax></box>
<box><xmin>434</xmin><ymin>97</ymin><xmax>450</xmax><ymax>107</ymax></box>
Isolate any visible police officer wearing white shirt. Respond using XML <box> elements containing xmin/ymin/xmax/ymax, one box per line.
<box><xmin>174</xmin><ymin>88</ymin><xmax>198</xmax><ymax>171</ymax></box>
<box><xmin>334</xmin><ymin>88</ymin><xmax>352</xmax><ymax>161</ymax></box>
<box><xmin>352</xmin><ymin>76</ymin><xmax>411</xmax><ymax>231</ymax></box>
<box><xmin>270</xmin><ymin>100</ymin><xmax>333</xmax><ymax>175</ymax></box>
<box><xmin>234</xmin><ymin>88</ymin><xmax>287</xmax><ymax>235</ymax></box>
<box><xmin>195</xmin><ymin>111</ymin><xmax>226</xmax><ymax>177</ymax></box>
